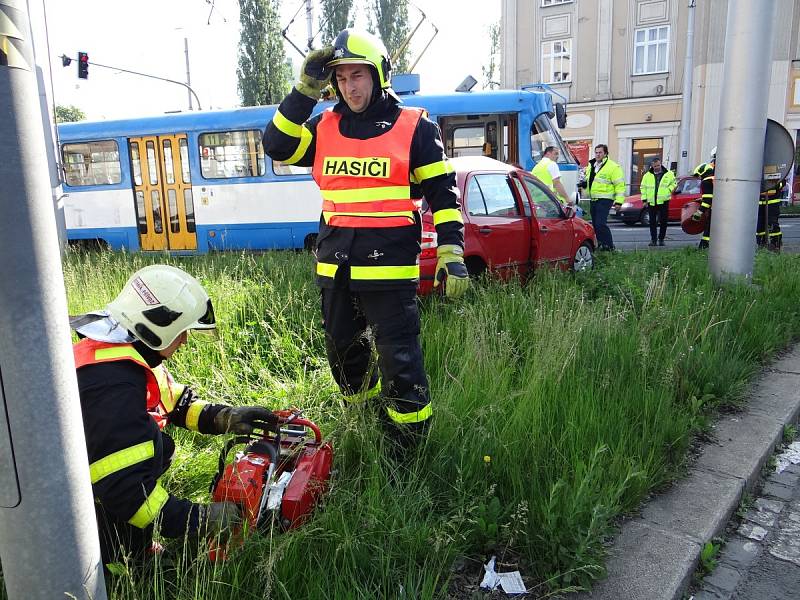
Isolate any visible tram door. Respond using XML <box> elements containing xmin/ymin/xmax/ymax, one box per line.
<box><xmin>129</xmin><ymin>134</ymin><xmax>197</xmax><ymax>251</ymax></box>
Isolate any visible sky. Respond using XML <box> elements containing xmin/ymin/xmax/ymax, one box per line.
<box><xmin>43</xmin><ymin>0</ymin><xmax>501</xmax><ymax>120</ymax></box>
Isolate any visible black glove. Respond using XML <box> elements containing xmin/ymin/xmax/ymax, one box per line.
<box><xmin>296</xmin><ymin>47</ymin><xmax>335</xmax><ymax>99</ymax></box>
<box><xmin>578</xmin><ymin>180</ymin><xmax>587</xmax><ymax>190</ymax></box>
<box><xmin>213</xmin><ymin>406</ymin><xmax>278</xmax><ymax>435</ymax></box>
<box><xmin>198</xmin><ymin>501</ymin><xmax>241</xmax><ymax>537</ymax></box>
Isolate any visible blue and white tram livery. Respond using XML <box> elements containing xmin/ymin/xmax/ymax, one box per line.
<box><xmin>58</xmin><ymin>81</ymin><xmax>576</xmax><ymax>253</ymax></box>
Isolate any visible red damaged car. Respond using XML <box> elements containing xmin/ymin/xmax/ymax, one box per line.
<box><xmin>418</xmin><ymin>157</ymin><xmax>596</xmax><ymax>295</ymax></box>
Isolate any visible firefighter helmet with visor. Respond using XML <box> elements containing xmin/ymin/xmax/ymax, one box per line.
<box><xmin>107</xmin><ymin>264</ymin><xmax>216</xmax><ymax>351</ymax></box>
<box><xmin>327</xmin><ymin>29</ymin><xmax>393</xmax><ymax>90</ymax></box>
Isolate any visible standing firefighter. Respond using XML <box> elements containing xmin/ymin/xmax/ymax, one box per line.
<box><xmin>692</xmin><ymin>149</ymin><xmax>716</xmax><ymax>249</ymax></box>
<box><xmin>72</xmin><ymin>265</ymin><xmax>278</xmax><ymax>567</ymax></box>
<box><xmin>262</xmin><ymin>29</ymin><xmax>467</xmax><ymax>452</ymax></box>
<box><xmin>756</xmin><ymin>179</ymin><xmax>784</xmax><ymax>250</ymax></box>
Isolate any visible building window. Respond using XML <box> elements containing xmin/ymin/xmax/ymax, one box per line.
<box><xmin>633</xmin><ymin>26</ymin><xmax>669</xmax><ymax>75</ymax></box>
<box><xmin>541</xmin><ymin>39</ymin><xmax>572</xmax><ymax>83</ymax></box>
<box><xmin>541</xmin><ymin>0</ymin><xmax>573</xmax><ymax>6</ymax></box>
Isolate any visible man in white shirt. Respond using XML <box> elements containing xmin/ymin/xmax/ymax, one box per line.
<box><xmin>532</xmin><ymin>146</ymin><xmax>571</xmax><ymax>205</ymax></box>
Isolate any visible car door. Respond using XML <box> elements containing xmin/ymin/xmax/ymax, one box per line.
<box><xmin>463</xmin><ymin>172</ymin><xmax>530</xmax><ymax>278</ymax></box>
<box><xmin>669</xmin><ymin>176</ymin><xmax>701</xmax><ymax>220</ymax></box>
<box><xmin>520</xmin><ymin>175</ymin><xmax>574</xmax><ymax>267</ymax></box>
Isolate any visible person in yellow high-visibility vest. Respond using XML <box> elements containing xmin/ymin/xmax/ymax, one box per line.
<box><xmin>531</xmin><ymin>146</ymin><xmax>571</xmax><ymax>205</ymax></box>
<box><xmin>578</xmin><ymin>144</ymin><xmax>626</xmax><ymax>251</ymax></box>
<box><xmin>640</xmin><ymin>157</ymin><xmax>676</xmax><ymax>246</ymax></box>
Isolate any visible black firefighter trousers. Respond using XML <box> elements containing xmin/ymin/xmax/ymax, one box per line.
<box><xmin>321</xmin><ymin>267</ymin><xmax>431</xmax><ymax>449</ymax></box>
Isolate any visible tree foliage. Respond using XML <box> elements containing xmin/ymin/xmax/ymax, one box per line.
<box><xmin>319</xmin><ymin>0</ymin><xmax>354</xmax><ymax>46</ymax></box>
<box><xmin>482</xmin><ymin>21</ymin><xmax>501</xmax><ymax>90</ymax></box>
<box><xmin>54</xmin><ymin>104</ymin><xmax>86</xmax><ymax>123</ymax></box>
<box><xmin>238</xmin><ymin>0</ymin><xmax>292</xmax><ymax>106</ymax></box>
<box><xmin>368</xmin><ymin>0</ymin><xmax>410</xmax><ymax>74</ymax></box>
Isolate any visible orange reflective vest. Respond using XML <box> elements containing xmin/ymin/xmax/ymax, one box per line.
<box><xmin>312</xmin><ymin>107</ymin><xmax>424</xmax><ymax>228</ymax></box>
<box><xmin>73</xmin><ymin>338</ymin><xmax>184</xmax><ymax>430</ymax></box>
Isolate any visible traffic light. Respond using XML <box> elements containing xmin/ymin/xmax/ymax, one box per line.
<box><xmin>77</xmin><ymin>52</ymin><xmax>89</xmax><ymax>79</ymax></box>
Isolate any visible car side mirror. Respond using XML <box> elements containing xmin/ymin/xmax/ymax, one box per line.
<box><xmin>563</xmin><ymin>205</ymin><xmax>575</xmax><ymax>219</ymax></box>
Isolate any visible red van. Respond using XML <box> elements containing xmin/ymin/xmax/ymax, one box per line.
<box><xmin>418</xmin><ymin>157</ymin><xmax>596</xmax><ymax>295</ymax></box>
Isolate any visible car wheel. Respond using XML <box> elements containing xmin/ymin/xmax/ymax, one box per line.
<box><xmin>640</xmin><ymin>209</ymin><xmax>650</xmax><ymax>227</ymax></box>
<box><xmin>573</xmin><ymin>242</ymin><xmax>594</xmax><ymax>272</ymax></box>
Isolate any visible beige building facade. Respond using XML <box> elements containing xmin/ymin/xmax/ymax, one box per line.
<box><xmin>501</xmin><ymin>0</ymin><xmax>800</xmax><ymax>195</ymax></box>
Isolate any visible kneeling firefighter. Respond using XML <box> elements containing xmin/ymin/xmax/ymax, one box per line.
<box><xmin>72</xmin><ymin>264</ymin><xmax>278</xmax><ymax>567</ymax></box>
<box><xmin>262</xmin><ymin>29</ymin><xmax>468</xmax><ymax>452</ymax></box>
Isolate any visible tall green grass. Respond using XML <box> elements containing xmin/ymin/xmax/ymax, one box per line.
<box><xmin>7</xmin><ymin>248</ymin><xmax>800</xmax><ymax>599</ymax></box>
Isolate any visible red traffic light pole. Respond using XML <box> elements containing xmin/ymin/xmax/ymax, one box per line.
<box><xmin>59</xmin><ymin>54</ymin><xmax>202</xmax><ymax>110</ymax></box>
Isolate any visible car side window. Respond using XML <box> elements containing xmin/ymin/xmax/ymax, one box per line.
<box><xmin>474</xmin><ymin>174</ymin><xmax>520</xmax><ymax>217</ymax></box>
<box><xmin>511</xmin><ymin>177</ymin><xmax>532</xmax><ymax>217</ymax></box>
<box><xmin>523</xmin><ymin>177</ymin><xmax>563</xmax><ymax>218</ymax></box>
<box><xmin>466</xmin><ymin>177</ymin><xmax>487</xmax><ymax>216</ymax></box>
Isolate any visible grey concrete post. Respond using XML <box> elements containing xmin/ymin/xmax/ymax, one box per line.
<box><xmin>0</xmin><ymin>1</ymin><xmax>107</xmax><ymax>598</ymax></box>
<box><xmin>709</xmin><ymin>0</ymin><xmax>777</xmax><ymax>282</ymax></box>
<box><xmin>677</xmin><ymin>0</ymin><xmax>695</xmax><ymax>176</ymax></box>
<box><xmin>184</xmin><ymin>37</ymin><xmax>193</xmax><ymax>110</ymax></box>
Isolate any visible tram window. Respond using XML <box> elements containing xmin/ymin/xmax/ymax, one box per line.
<box><xmin>183</xmin><ymin>189</ymin><xmax>196</xmax><ymax>233</ymax></box>
<box><xmin>530</xmin><ymin>114</ymin><xmax>571</xmax><ymax>164</ymax></box>
<box><xmin>62</xmin><ymin>140</ymin><xmax>121</xmax><ymax>186</ymax></box>
<box><xmin>273</xmin><ymin>161</ymin><xmax>312</xmax><ymax>176</ymax></box>
<box><xmin>451</xmin><ymin>126</ymin><xmax>485</xmax><ymax>157</ymax></box>
<box><xmin>179</xmin><ymin>138</ymin><xmax>191</xmax><ymax>184</ymax></box>
<box><xmin>198</xmin><ymin>130</ymin><xmax>266</xmax><ymax>179</ymax></box>
<box><xmin>162</xmin><ymin>140</ymin><xmax>176</xmax><ymax>184</ymax></box>
<box><xmin>135</xmin><ymin>191</ymin><xmax>147</xmax><ymax>233</ymax></box>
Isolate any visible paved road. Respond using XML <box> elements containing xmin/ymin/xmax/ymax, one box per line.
<box><xmin>693</xmin><ymin>445</ymin><xmax>800</xmax><ymax>600</ymax></box>
<box><xmin>605</xmin><ymin>218</ymin><xmax>800</xmax><ymax>252</ymax></box>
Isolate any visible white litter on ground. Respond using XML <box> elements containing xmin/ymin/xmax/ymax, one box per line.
<box><xmin>479</xmin><ymin>556</ymin><xmax>527</xmax><ymax>595</ymax></box>
<box><xmin>776</xmin><ymin>441</ymin><xmax>800</xmax><ymax>473</ymax></box>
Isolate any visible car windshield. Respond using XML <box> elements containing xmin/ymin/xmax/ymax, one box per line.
<box><xmin>676</xmin><ymin>177</ymin><xmax>701</xmax><ymax>194</ymax></box>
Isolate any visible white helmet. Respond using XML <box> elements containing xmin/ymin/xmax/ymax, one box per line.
<box><xmin>107</xmin><ymin>265</ymin><xmax>215</xmax><ymax>351</ymax></box>
<box><xmin>710</xmin><ymin>146</ymin><xmax>717</xmax><ymax>161</ymax></box>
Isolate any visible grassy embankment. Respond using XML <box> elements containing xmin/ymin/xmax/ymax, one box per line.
<box><xmin>10</xmin><ymin>247</ymin><xmax>800</xmax><ymax>599</ymax></box>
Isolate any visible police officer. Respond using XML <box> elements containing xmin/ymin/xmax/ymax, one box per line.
<box><xmin>72</xmin><ymin>265</ymin><xmax>278</xmax><ymax>566</ymax></box>
<box><xmin>262</xmin><ymin>29</ymin><xmax>467</xmax><ymax>451</ymax></box>
<box><xmin>691</xmin><ymin>150</ymin><xmax>716</xmax><ymax>249</ymax></box>
<box><xmin>580</xmin><ymin>144</ymin><xmax>625</xmax><ymax>251</ymax></box>
<box><xmin>640</xmin><ymin>157</ymin><xmax>676</xmax><ymax>246</ymax></box>
<box><xmin>757</xmin><ymin>179</ymin><xmax>784</xmax><ymax>251</ymax></box>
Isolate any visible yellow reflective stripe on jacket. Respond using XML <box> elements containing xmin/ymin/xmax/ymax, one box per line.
<box><xmin>272</xmin><ymin>110</ymin><xmax>304</xmax><ymax>138</ymax></box>
<box><xmin>386</xmin><ymin>402</ymin><xmax>432</xmax><ymax>424</ymax></box>
<box><xmin>413</xmin><ymin>160</ymin><xmax>453</xmax><ymax>182</ymax></box>
<box><xmin>321</xmin><ymin>186</ymin><xmax>411</xmax><ymax>202</ymax></box>
<box><xmin>95</xmin><ymin>346</ymin><xmax>147</xmax><ymax>363</ymax></box>
<box><xmin>284</xmin><ymin>126</ymin><xmax>314</xmax><ymax>165</ymax></box>
<box><xmin>317</xmin><ymin>262</ymin><xmax>339</xmax><ymax>278</ymax></box>
<box><xmin>185</xmin><ymin>400</ymin><xmax>208</xmax><ymax>432</ymax></box>
<box><xmin>89</xmin><ymin>441</ymin><xmax>155</xmax><ymax>484</ymax></box>
<box><xmin>127</xmin><ymin>482</ymin><xmax>169</xmax><ymax>529</ymax></box>
<box><xmin>350</xmin><ymin>265</ymin><xmax>420</xmax><ymax>280</ymax></box>
<box><xmin>433</xmin><ymin>208</ymin><xmax>463</xmax><ymax>226</ymax></box>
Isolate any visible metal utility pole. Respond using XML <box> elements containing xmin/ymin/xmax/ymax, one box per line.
<box><xmin>0</xmin><ymin>2</ymin><xmax>107</xmax><ymax>599</ymax></box>
<box><xmin>184</xmin><ymin>37</ymin><xmax>193</xmax><ymax>110</ymax></box>
<box><xmin>305</xmin><ymin>0</ymin><xmax>314</xmax><ymax>51</ymax></box>
<box><xmin>709</xmin><ymin>0</ymin><xmax>778</xmax><ymax>282</ymax></box>
<box><xmin>677</xmin><ymin>0</ymin><xmax>695</xmax><ymax>176</ymax></box>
